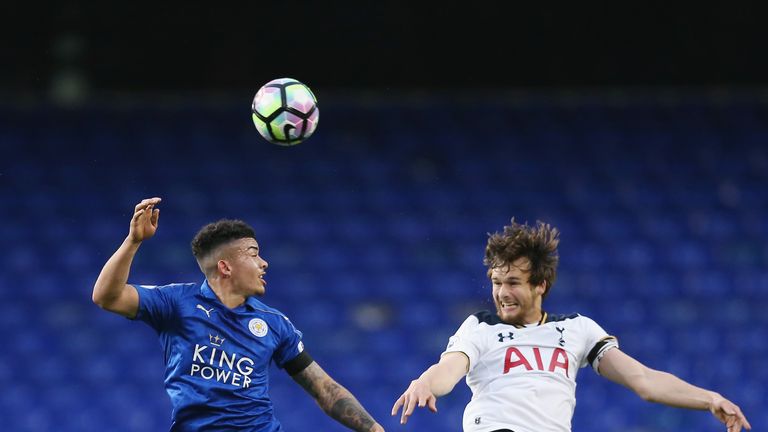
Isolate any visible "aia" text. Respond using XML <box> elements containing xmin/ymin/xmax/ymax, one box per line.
<box><xmin>503</xmin><ymin>347</ymin><xmax>570</xmax><ymax>377</ymax></box>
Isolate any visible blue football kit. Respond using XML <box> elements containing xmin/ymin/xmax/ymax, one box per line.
<box><xmin>133</xmin><ymin>280</ymin><xmax>313</xmax><ymax>431</ymax></box>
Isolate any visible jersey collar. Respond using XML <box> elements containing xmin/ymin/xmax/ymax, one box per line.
<box><xmin>200</xmin><ymin>280</ymin><xmax>260</xmax><ymax>311</ymax></box>
<box><xmin>200</xmin><ymin>280</ymin><xmax>217</xmax><ymax>300</ymax></box>
<box><xmin>511</xmin><ymin>311</ymin><xmax>548</xmax><ymax>329</ymax></box>
<box><xmin>244</xmin><ymin>296</ymin><xmax>262</xmax><ymax>310</ymax></box>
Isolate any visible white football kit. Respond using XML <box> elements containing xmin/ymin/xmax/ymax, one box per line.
<box><xmin>443</xmin><ymin>311</ymin><xmax>618</xmax><ymax>432</ymax></box>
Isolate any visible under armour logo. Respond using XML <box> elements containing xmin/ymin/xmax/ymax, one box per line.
<box><xmin>556</xmin><ymin>326</ymin><xmax>565</xmax><ymax>346</ymax></box>
<box><xmin>196</xmin><ymin>304</ymin><xmax>215</xmax><ymax>318</ymax></box>
<box><xmin>474</xmin><ymin>416</ymin><xmax>481</xmax><ymax>425</ymax></box>
<box><xmin>498</xmin><ymin>332</ymin><xmax>514</xmax><ymax>342</ymax></box>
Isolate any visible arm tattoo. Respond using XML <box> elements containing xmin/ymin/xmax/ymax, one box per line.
<box><xmin>292</xmin><ymin>362</ymin><xmax>376</xmax><ymax>431</ymax></box>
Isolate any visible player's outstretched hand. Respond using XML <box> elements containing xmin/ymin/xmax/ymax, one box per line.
<box><xmin>709</xmin><ymin>395</ymin><xmax>751</xmax><ymax>432</ymax></box>
<box><xmin>129</xmin><ymin>197</ymin><xmax>161</xmax><ymax>244</ymax></box>
<box><xmin>391</xmin><ymin>379</ymin><xmax>437</xmax><ymax>425</ymax></box>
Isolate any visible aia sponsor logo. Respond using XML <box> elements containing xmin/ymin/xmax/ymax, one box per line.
<box><xmin>503</xmin><ymin>346</ymin><xmax>570</xmax><ymax>377</ymax></box>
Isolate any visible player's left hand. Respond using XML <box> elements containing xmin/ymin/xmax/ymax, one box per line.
<box><xmin>709</xmin><ymin>395</ymin><xmax>751</xmax><ymax>431</ymax></box>
<box><xmin>368</xmin><ymin>423</ymin><xmax>385</xmax><ymax>432</ymax></box>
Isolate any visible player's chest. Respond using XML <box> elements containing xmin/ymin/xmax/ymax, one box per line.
<box><xmin>482</xmin><ymin>325</ymin><xmax>580</xmax><ymax>378</ymax></box>
<box><xmin>176</xmin><ymin>302</ymin><xmax>278</xmax><ymax>366</ymax></box>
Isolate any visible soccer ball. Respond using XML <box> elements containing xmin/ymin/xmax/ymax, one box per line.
<box><xmin>251</xmin><ymin>78</ymin><xmax>319</xmax><ymax>146</ymax></box>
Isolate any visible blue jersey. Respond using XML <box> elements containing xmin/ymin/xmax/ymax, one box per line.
<box><xmin>133</xmin><ymin>281</ymin><xmax>305</xmax><ymax>431</ymax></box>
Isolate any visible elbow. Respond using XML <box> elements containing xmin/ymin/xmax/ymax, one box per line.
<box><xmin>618</xmin><ymin>365</ymin><xmax>655</xmax><ymax>402</ymax></box>
<box><xmin>91</xmin><ymin>286</ymin><xmax>111</xmax><ymax>309</ymax></box>
<box><xmin>634</xmin><ymin>383</ymin><xmax>655</xmax><ymax>402</ymax></box>
<box><xmin>92</xmin><ymin>295</ymin><xmax>107</xmax><ymax>309</ymax></box>
<box><xmin>91</xmin><ymin>289</ymin><xmax>103</xmax><ymax>307</ymax></box>
<box><xmin>631</xmin><ymin>371</ymin><xmax>658</xmax><ymax>402</ymax></box>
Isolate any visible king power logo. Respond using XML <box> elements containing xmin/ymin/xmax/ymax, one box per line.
<box><xmin>189</xmin><ymin>334</ymin><xmax>255</xmax><ymax>388</ymax></box>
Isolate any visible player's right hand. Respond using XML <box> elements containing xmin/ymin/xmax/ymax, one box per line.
<box><xmin>129</xmin><ymin>197</ymin><xmax>161</xmax><ymax>244</ymax></box>
<box><xmin>391</xmin><ymin>379</ymin><xmax>438</xmax><ymax>425</ymax></box>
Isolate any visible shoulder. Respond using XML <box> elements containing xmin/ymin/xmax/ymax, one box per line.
<box><xmin>546</xmin><ymin>312</ymin><xmax>608</xmax><ymax>334</ymax></box>
<box><xmin>545</xmin><ymin>312</ymin><xmax>605</xmax><ymax>326</ymax></box>
<box><xmin>136</xmin><ymin>282</ymin><xmax>198</xmax><ymax>291</ymax></box>
<box><xmin>248</xmin><ymin>298</ymin><xmax>284</xmax><ymax>317</ymax></box>
<box><xmin>471</xmin><ymin>310</ymin><xmax>504</xmax><ymax>325</ymax></box>
<box><xmin>456</xmin><ymin>310</ymin><xmax>505</xmax><ymax>332</ymax></box>
<box><xmin>248</xmin><ymin>299</ymin><xmax>296</xmax><ymax>328</ymax></box>
<box><xmin>544</xmin><ymin>312</ymin><xmax>581</xmax><ymax>323</ymax></box>
<box><xmin>135</xmin><ymin>282</ymin><xmax>198</xmax><ymax>298</ymax></box>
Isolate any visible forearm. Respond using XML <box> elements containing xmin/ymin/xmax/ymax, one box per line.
<box><xmin>92</xmin><ymin>237</ymin><xmax>140</xmax><ymax>305</ymax></box>
<box><xmin>293</xmin><ymin>362</ymin><xmax>378</xmax><ymax>431</ymax></box>
<box><xmin>316</xmin><ymin>380</ymin><xmax>377</xmax><ymax>431</ymax></box>
<box><xmin>600</xmin><ymin>349</ymin><xmax>749</xmax><ymax>430</ymax></box>
<box><xmin>420</xmin><ymin>363</ymin><xmax>460</xmax><ymax>397</ymax></box>
<box><xmin>641</xmin><ymin>369</ymin><xmax>718</xmax><ymax>410</ymax></box>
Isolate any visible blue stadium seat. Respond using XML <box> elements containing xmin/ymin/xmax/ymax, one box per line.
<box><xmin>2</xmin><ymin>94</ymin><xmax>766</xmax><ymax>430</ymax></box>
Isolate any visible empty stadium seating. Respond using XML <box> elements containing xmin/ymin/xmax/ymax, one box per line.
<box><xmin>0</xmin><ymin>92</ymin><xmax>765</xmax><ymax>431</ymax></box>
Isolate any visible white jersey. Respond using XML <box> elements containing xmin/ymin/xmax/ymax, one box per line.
<box><xmin>443</xmin><ymin>311</ymin><xmax>618</xmax><ymax>432</ymax></box>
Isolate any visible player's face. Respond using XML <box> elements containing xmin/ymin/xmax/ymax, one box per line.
<box><xmin>490</xmin><ymin>258</ymin><xmax>545</xmax><ymax>325</ymax></box>
<box><xmin>226</xmin><ymin>238</ymin><xmax>269</xmax><ymax>297</ymax></box>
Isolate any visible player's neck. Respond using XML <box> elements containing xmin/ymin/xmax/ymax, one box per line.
<box><xmin>208</xmin><ymin>282</ymin><xmax>247</xmax><ymax>309</ymax></box>
<box><xmin>499</xmin><ymin>308</ymin><xmax>545</xmax><ymax>327</ymax></box>
<box><xmin>521</xmin><ymin>308</ymin><xmax>544</xmax><ymax>325</ymax></box>
<box><xmin>523</xmin><ymin>296</ymin><xmax>545</xmax><ymax>325</ymax></box>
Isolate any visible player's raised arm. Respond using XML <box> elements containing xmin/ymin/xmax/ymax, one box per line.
<box><xmin>598</xmin><ymin>348</ymin><xmax>751</xmax><ymax>432</ymax></box>
<box><xmin>92</xmin><ymin>197</ymin><xmax>161</xmax><ymax>318</ymax></box>
<box><xmin>291</xmin><ymin>361</ymin><xmax>385</xmax><ymax>432</ymax></box>
<box><xmin>391</xmin><ymin>351</ymin><xmax>469</xmax><ymax>425</ymax></box>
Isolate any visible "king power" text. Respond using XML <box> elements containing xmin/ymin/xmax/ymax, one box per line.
<box><xmin>190</xmin><ymin>344</ymin><xmax>254</xmax><ymax>388</ymax></box>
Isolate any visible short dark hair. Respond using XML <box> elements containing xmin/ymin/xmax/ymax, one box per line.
<box><xmin>484</xmin><ymin>219</ymin><xmax>560</xmax><ymax>298</ymax></box>
<box><xmin>191</xmin><ymin>219</ymin><xmax>256</xmax><ymax>259</ymax></box>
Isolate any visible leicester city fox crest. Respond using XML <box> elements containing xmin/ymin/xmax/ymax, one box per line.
<box><xmin>249</xmin><ymin>318</ymin><xmax>269</xmax><ymax>337</ymax></box>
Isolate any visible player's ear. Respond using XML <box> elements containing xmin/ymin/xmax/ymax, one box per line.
<box><xmin>217</xmin><ymin>260</ymin><xmax>232</xmax><ymax>277</ymax></box>
<box><xmin>534</xmin><ymin>280</ymin><xmax>547</xmax><ymax>296</ymax></box>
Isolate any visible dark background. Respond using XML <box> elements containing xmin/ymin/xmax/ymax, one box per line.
<box><xmin>3</xmin><ymin>2</ymin><xmax>768</xmax><ymax>96</ymax></box>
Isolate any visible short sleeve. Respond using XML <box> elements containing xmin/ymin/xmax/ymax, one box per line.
<box><xmin>273</xmin><ymin>315</ymin><xmax>305</xmax><ymax>369</ymax></box>
<box><xmin>442</xmin><ymin>315</ymin><xmax>482</xmax><ymax>371</ymax></box>
<box><xmin>133</xmin><ymin>283</ymin><xmax>180</xmax><ymax>331</ymax></box>
<box><xmin>579</xmin><ymin>316</ymin><xmax>619</xmax><ymax>373</ymax></box>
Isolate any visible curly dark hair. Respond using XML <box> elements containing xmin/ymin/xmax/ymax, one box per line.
<box><xmin>484</xmin><ymin>219</ymin><xmax>560</xmax><ymax>298</ymax></box>
<box><xmin>191</xmin><ymin>219</ymin><xmax>256</xmax><ymax>259</ymax></box>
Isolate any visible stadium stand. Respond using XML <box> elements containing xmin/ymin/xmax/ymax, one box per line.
<box><xmin>1</xmin><ymin>92</ymin><xmax>765</xmax><ymax>431</ymax></box>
